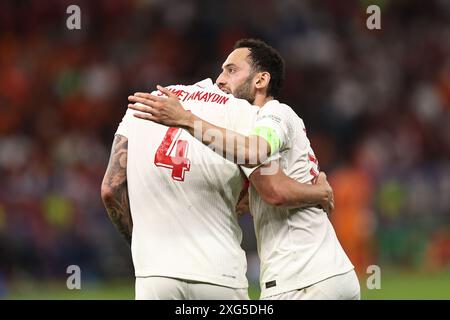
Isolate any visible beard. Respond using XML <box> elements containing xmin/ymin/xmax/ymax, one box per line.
<box><xmin>233</xmin><ymin>75</ymin><xmax>256</xmax><ymax>104</ymax></box>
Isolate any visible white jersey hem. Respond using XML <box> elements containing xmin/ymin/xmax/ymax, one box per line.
<box><xmin>135</xmin><ymin>270</ymin><xmax>248</xmax><ymax>290</ymax></box>
<box><xmin>260</xmin><ymin>266</ymin><xmax>355</xmax><ymax>299</ymax></box>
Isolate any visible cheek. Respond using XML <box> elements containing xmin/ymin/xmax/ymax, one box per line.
<box><xmin>232</xmin><ymin>75</ymin><xmax>247</xmax><ymax>89</ymax></box>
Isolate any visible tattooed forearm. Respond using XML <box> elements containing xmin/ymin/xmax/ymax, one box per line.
<box><xmin>102</xmin><ymin>188</ymin><xmax>132</xmax><ymax>245</ymax></box>
<box><xmin>101</xmin><ymin>134</ymin><xmax>133</xmax><ymax>245</ymax></box>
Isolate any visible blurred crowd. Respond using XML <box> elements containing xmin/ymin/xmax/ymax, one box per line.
<box><xmin>0</xmin><ymin>0</ymin><xmax>449</xmax><ymax>293</ymax></box>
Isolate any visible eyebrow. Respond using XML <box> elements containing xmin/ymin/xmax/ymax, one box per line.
<box><xmin>222</xmin><ymin>63</ymin><xmax>237</xmax><ymax>70</ymax></box>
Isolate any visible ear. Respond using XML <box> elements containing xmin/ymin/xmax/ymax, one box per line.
<box><xmin>255</xmin><ymin>71</ymin><xmax>271</xmax><ymax>91</ymax></box>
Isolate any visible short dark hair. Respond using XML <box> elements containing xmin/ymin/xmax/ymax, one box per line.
<box><xmin>234</xmin><ymin>38</ymin><xmax>285</xmax><ymax>98</ymax></box>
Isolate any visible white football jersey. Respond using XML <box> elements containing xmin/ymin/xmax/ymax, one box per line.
<box><xmin>246</xmin><ymin>100</ymin><xmax>354</xmax><ymax>298</ymax></box>
<box><xmin>116</xmin><ymin>79</ymin><xmax>258</xmax><ymax>288</ymax></box>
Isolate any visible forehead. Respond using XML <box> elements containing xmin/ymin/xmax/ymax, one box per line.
<box><xmin>222</xmin><ymin>48</ymin><xmax>251</xmax><ymax>68</ymax></box>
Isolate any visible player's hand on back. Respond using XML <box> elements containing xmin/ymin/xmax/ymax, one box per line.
<box><xmin>128</xmin><ymin>85</ymin><xmax>191</xmax><ymax>128</ymax></box>
<box><xmin>315</xmin><ymin>172</ymin><xmax>334</xmax><ymax>215</ymax></box>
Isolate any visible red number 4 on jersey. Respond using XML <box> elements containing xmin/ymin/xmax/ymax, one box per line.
<box><xmin>154</xmin><ymin>127</ymin><xmax>191</xmax><ymax>181</ymax></box>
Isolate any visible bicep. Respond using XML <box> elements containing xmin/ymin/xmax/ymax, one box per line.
<box><xmin>103</xmin><ymin>134</ymin><xmax>128</xmax><ymax>189</ymax></box>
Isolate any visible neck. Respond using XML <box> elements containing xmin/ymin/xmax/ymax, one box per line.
<box><xmin>253</xmin><ymin>93</ymin><xmax>274</xmax><ymax>107</ymax></box>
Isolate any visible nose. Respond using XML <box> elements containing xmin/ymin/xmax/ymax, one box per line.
<box><xmin>215</xmin><ymin>72</ymin><xmax>226</xmax><ymax>86</ymax></box>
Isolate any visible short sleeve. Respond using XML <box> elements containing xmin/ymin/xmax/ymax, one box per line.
<box><xmin>250</xmin><ymin>101</ymin><xmax>294</xmax><ymax>155</ymax></box>
<box><xmin>239</xmin><ymin>153</ymin><xmax>281</xmax><ymax>178</ymax></box>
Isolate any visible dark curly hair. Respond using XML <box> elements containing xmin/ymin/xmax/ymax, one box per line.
<box><xmin>234</xmin><ymin>38</ymin><xmax>285</xmax><ymax>98</ymax></box>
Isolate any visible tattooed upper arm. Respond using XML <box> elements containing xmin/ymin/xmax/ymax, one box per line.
<box><xmin>101</xmin><ymin>134</ymin><xmax>133</xmax><ymax>245</ymax></box>
<box><xmin>103</xmin><ymin>134</ymin><xmax>128</xmax><ymax>190</ymax></box>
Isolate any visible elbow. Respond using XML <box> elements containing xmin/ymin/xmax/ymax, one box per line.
<box><xmin>101</xmin><ymin>184</ymin><xmax>116</xmax><ymax>204</ymax></box>
<box><xmin>264</xmin><ymin>195</ymin><xmax>285</xmax><ymax>207</ymax></box>
<box><xmin>260</xmin><ymin>186</ymin><xmax>286</xmax><ymax>207</ymax></box>
<box><xmin>101</xmin><ymin>174</ymin><xmax>127</xmax><ymax>205</ymax></box>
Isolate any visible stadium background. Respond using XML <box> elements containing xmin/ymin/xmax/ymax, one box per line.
<box><xmin>0</xmin><ymin>0</ymin><xmax>449</xmax><ymax>299</ymax></box>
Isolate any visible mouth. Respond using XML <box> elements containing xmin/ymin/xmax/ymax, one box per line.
<box><xmin>218</xmin><ymin>86</ymin><xmax>231</xmax><ymax>94</ymax></box>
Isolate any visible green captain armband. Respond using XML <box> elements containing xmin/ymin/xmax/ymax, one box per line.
<box><xmin>250</xmin><ymin>126</ymin><xmax>281</xmax><ymax>156</ymax></box>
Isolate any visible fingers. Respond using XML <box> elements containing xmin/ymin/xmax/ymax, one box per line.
<box><xmin>133</xmin><ymin>92</ymin><xmax>163</xmax><ymax>102</ymax></box>
<box><xmin>327</xmin><ymin>191</ymin><xmax>335</xmax><ymax>215</ymax></box>
<box><xmin>327</xmin><ymin>196</ymin><xmax>334</xmax><ymax>215</ymax></box>
<box><xmin>128</xmin><ymin>84</ymin><xmax>177</xmax><ymax>109</ymax></box>
<box><xmin>131</xmin><ymin>85</ymin><xmax>177</xmax><ymax>103</ymax></box>
<box><xmin>324</xmin><ymin>202</ymin><xmax>334</xmax><ymax>215</ymax></box>
<box><xmin>133</xmin><ymin>112</ymin><xmax>158</xmax><ymax>122</ymax></box>
<box><xmin>330</xmin><ymin>191</ymin><xmax>335</xmax><ymax>211</ymax></box>
<box><xmin>157</xmin><ymin>85</ymin><xmax>178</xmax><ymax>99</ymax></box>
<box><xmin>128</xmin><ymin>95</ymin><xmax>159</xmax><ymax>108</ymax></box>
<box><xmin>127</xmin><ymin>88</ymin><xmax>176</xmax><ymax>125</ymax></box>
<box><xmin>128</xmin><ymin>102</ymin><xmax>153</xmax><ymax>114</ymax></box>
<box><xmin>316</xmin><ymin>171</ymin><xmax>327</xmax><ymax>184</ymax></box>
<box><xmin>320</xmin><ymin>204</ymin><xmax>330</xmax><ymax>215</ymax></box>
<box><xmin>128</xmin><ymin>102</ymin><xmax>161</xmax><ymax>116</ymax></box>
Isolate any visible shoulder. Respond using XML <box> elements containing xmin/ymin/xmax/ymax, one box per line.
<box><xmin>260</xmin><ymin>100</ymin><xmax>295</xmax><ymax>116</ymax></box>
<box><xmin>257</xmin><ymin>101</ymin><xmax>294</xmax><ymax>126</ymax></box>
<box><xmin>258</xmin><ymin>100</ymin><xmax>306</xmax><ymax>136</ymax></box>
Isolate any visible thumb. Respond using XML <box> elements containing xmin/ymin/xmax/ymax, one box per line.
<box><xmin>157</xmin><ymin>85</ymin><xmax>177</xmax><ymax>99</ymax></box>
<box><xmin>316</xmin><ymin>171</ymin><xmax>327</xmax><ymax>184</ymax></box>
